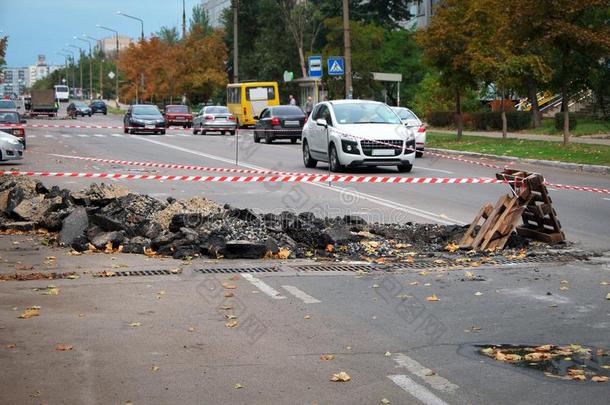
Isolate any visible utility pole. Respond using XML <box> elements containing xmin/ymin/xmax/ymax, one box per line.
<box><xmin>342</xmin><ymin>0</ymin><xmax>352</xmax><ymax>99</ymax></box>
<box><xmin>182</xmin><ymin>0</ymin><xmax>186</xmax><ymax>39</ymax></box>
<box><xmin>99</xmin><ymin>59</ymin><xmax>104</xmax><ymax>99</ymax></box>
<box><xmin>233</xmin><ymin>0</ymin><xmax>239</xmax><ymax>83</ymax></box>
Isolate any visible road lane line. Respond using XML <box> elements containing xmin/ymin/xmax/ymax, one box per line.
<box><xmin>388</xmin><ymin>375</ymin><xmax>451</xmax><ymax>405</ymax></box>
<box><xmin>94</xmin><ymin>134</ymin><xmax>105</xmax><ymax>137</ymax></box>
<box><xmin>604</xmin><ymin>198</ymin><xmax>610</xmax><ymax>202</ymax></box>
<box><xmin>111</xmin><ymin>133</ymin><xmax>122</xmax><ymax>137</ymax></box>
<box><xmin>29</xmin><ymin>135</ymin><xmax>37</xmax><ymax>138</ymax></box>
<box><xmin>78</xmin><ymin>134</ymin><xmax>89</xmax><ymax>138</ymax></box>
<box><xmin>393</xmin><ymin>354</ymin><xmax>459</xmax><ymax>393</ymax></box>
<box><xmin>281</xmin><ymin>285</ymin><xmax>321</xmax><ymax>304</ymax></box>
<box><xmin>61</xmin><ymin>134</ymin><xmax>71</xmax><ymax>138</ymax></box>
<box><xmin>241</xmin><ymin>274</ymin><xmax>286</xmax><ymax>299</ymax></box>
<box><xmin>132</xmin><ymin>137</ymin><xmax>463</xmax><ymax>224</ymax></box>
<box><xmin>44</xmin><ymin>134</ymin><xmax>54</xmax><ymax>138</ymax></box>
<box><xmin>415</xmin><ymin>167</ymin><xmax>453</xmax><ymax>175</ymax></box>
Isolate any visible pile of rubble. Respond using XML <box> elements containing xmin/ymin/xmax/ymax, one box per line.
<box><xmin>0</xmin><ymin>176</ymin><xmax>555</xmax><ymax>261</ymax></box>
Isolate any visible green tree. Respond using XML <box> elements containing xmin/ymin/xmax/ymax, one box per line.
<box><xmin>190</xmin><ymin>4</ymin><xmax>213</xmax><ymax>37</ymax></box>
<box><xmin>0</xmin><ymin>36</ymin><xmax>7</xmax><ymax>69</ymax></box>
<box><xmin>417</xmin><ymin>0</ymin><xmax>478</xmax><ymax>140</ymax></box>
<box><xmin>312</xmin><ymin>0</ymin><xmax>412</xmax><ymax>28</ymax></box>
<box><xmin>157</xmin><ymin>26</ymin><xmax>180</xmax><ymax>44</ymax></box>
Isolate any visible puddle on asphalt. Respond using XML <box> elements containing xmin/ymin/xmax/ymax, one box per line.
<box><xmin>478</xmin><ymin>344</ymin><xmax>609</xmax><ymax>382</ymax></box>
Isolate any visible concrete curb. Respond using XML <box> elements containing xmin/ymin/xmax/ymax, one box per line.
<box><xmin>426</xmin><ymin>148</ymin><xmax>610</xmax><ymax>175</ymax></box>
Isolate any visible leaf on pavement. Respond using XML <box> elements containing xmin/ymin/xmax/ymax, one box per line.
<box><xmin>409</xmin><ymin>281</ymin><xmax>419</xmax><ymax>286</ymax></box>
<box><xmin>225</xmin><ymin>320</ymin><xmax>238</xmax><ymax>328</ymax></box>
<box><xmin>606</xmin><ymin>293</ymin><xmax>610</xmax><ymax>300</ymax></box>
<box><xmin>326</xmin><ymin>244</ymin><xmax>334</xmax><ymax>253</ymax></box>
<box><xmin>55</xmin><ymin>344</ymin><xmax>73</xmax><ymax>351</ymax></box>
<box><xmin>381</xmin><ymin>399</ymin><xmax>391</xmax><ymax>404</ymax></box>
<box><xmin>234</xmin><ymin>383</ymin><xmax>244</xmax><ymax>389</ymax></box>
<box><xmin>304</xmin><ymin>314</ymin><xmax>311</xmax><ymax>320</ymax></box>
<box><xmin>320</xmin><ymin>354</ymin><xmax>335</xmax><ymax>361</ymax></box>
<box><xmin>384</xmin><ymin>351</ymin><xmax>392</xmax><ymax>357</ymax></box>
<box><xmin>592</xmin><ymin>376</ymin><xmax>609</xmax><ymax>382</ymax></box>
<box><xmin>225</xmin><ymin>314</ymin><xmax>237</xmax><ymax>320</ymax></box>
<box><xmin>372</xmin><ymin>284</ymin><xmax>380</xmax><ymax>288</ymax></box>
<box><xmin>170</xmin><ymin>268</ymin><xmax>182</xmax><ymax>274</ymax></box>
<box><xmin>224</xmin><ymin>291</ymin><xmax>234</xmax><ymax>298</ymax></box>
<box><xmin>128</xmin><ymin>322</ymin><xmax>142</xmax><ymax>327</ymax></box>
<box><xmin>470</xmin><ymin>261</ymin><xmax>481</xmax><ymax>267</ymax></box>
<box><xmin>474</xmin><ymin>291</ymin><xmax>483</xmax><ymax>296</ymax></box>
<box><xmin>222</xmin><ymin>282</ymin><xmax>237</xmax><ymax>289</ymax></box>
<box><xmin>278</xmin><ymin>248</ymin><xmax>290</xmax><ymax>259</ymax></box>
<box><xmin>151</xmin><ymin>365</ymin><xmax>160</xmax><ymax>372</ymax></box>
<box><xmin>6</xmin><ymin>343</ymin><xmax>17</xmax><ymax>349</ymax></box>
<box><xmin>188</xmin><ymin>326</ymin><xmax>196</xmax><ymax>332</ymax></box>
<box><xmin>444</xmin><ymin>243</ymin><xmax>459</xmax><ymax>253</ymax></box>
<box><xmin>15</xmin><ymin>264</ymin><xmax>34</xmax><ymax>271</ymax></box>
<box><xmin>426</xmin><ymin>294</ymin><xmax>439</xmax><ymax>302</ymax></box>
<box><xmin>330</xmin><ymin>371</ymin><xmax>351</xmax><ymax>382</ymax></box>
<box><xmin>66</xmin><ymin>274</ymin><xmax>79</xmax><ymax>279</ymax></box>
<box><xmin>68</xmin><ymin>250</ymin><xmax>82</xmax><ymax>256</ymax></box>
<box><xmin>18</xmin><ymin>307</ymin><xmax>40</xmax><ymax>319</ymax></box>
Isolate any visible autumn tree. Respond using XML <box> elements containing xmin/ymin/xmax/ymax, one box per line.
<box><xmin>190</xmin><ymin>4</ymin><xmax>213</xmax><ymax>37</ymax></box>
<box><xmin>0</xmin><ymin>36</ymin><xmax>7</xmax><ymax>69</ymax></box>
<box><xmin>417</xmin><ymin>0</ymin><xmax>478</xmax><ymax>140</ymax></box>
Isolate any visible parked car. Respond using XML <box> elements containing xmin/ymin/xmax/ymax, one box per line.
<box><xmin>67</xmin><ymin>101</ymin><xmax>92</xmax><ymax>117</ymax></box>
<box><xmin>123</xmin><ymin>104</ymin><xmax>166</xmax><ymax>134</ymax></box>
<box><xmin>301</xmin><ymin>100</ymin><xmax>416</xmax><ymax>172</ymax></box>
<box><xmin>164</xmin><ymin>105</ymin><xmax>193</xmax><ymax>128</ymax></box>
<box><xmin>89</xmin><ymin>100</ymin><xmax>107</xmax><ymax>115</ymax></box>
<box><xmin>391</xmin><ymin>107</ymin><xmax>426</xmax><ymax>157</ymax></box>
<box><xmin>0</xmin><ymin>129</ymin><xmax>25</xmax><ymax>161</ymax></box>
<box><xmin>0</xmin><ymin>99</ymin><xmax>18</xmax><ymax>111</ymax></box>
<box><xmin>253</xmin><ymin>105</ymin><xmax>306</xmax><ymax>144</ymax></box>
<box><xmin>0</xmin><ymin>110</ymin><xmax>27</xmax><ymax>148</ymax></box>
<box><xmin>192</xmin><ymin>106</ymin><xmax>237</xmax><ymax>135</ymax></box>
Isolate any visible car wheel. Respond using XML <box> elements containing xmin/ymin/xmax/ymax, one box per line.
<box><xmin>201</xmin><ymin>130</ymin><xmax>206</xmax><ymax>135</ymax></box>
<box><xmin>160</xmin><ymin>129</ymin><xmax>166</xmax><ymax>135</ymax></box>
<box><xmin>416</xmin><ymin>150</ymin><xmax>423</xmax><ymax>158</ymax></box>
<box><xmin>265</xmin><ymin>132</ymin><xmax>273</xmax><ymax>144</ymax></box>
<box><xmin>229</xmin><ymin>130</ymin><xmax>236</xmax><ymax>136</ymax></box>
<box><xmin>329</xmin><ymin>144</ymin><xmax>344</xmax><ymax>172</ymax></box>
<box><xmin>123</xmin><ymin>126</ymin><xmax>128</xmax><ymax>134</ymax></box>
<box><xmin>88</xmin><ymin>113</ymin><xmax>92</xmax><ymax>117</ymax></box>
<box><xmin>103</xmin><ymin>112</ymin><xmax>107</xmax><ymax>115</ymax></box>
<box><xmin>397</xmin><ymin>163</ymin><xmax>413</xmax><ymax>173</ymax></box>
<box><xmin>303</xmin><ymin>140</ymin><xmax>317</xmax><ymax>168</ymax></box>
<box><xmin>253</xmin><ymin>131</ymin><xmax>260</xmax><ymax>143</ymax></box>
<box><xmin>193</xmin><ymin>126</ymin><xmax>199</xmax><ymax>135</ymax></box>
<box><xmin>291</xmin><ymin>138</ymin><xmax>297</xmax><ymax>144</ymax></box>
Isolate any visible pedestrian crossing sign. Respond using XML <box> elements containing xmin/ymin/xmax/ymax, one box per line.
<box><xmin>327</xmin><ymin>57</ymin><xmax>344</xmax><ymax>76</ymax></box>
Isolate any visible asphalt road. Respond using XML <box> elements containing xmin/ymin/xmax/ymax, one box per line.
<box><xmin>1</xmin><ymin>107</ymin><xmax>609</xmax><ymax>404</ymax></box>
<box><xmin>5</xmin><ymin>108</ymin><xmax>610</xmax><ymax>250</ymax></box>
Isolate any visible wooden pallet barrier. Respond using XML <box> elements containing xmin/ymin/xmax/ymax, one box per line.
<box><xmin>460</xmin><ymin>170</ymin><xmax>565</xmax><ymax>250</ymax></box>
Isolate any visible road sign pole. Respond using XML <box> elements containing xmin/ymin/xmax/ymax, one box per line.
<box><xmin>314</xmin><ymin>79</ymin><xmax>319</xmax><ymax>104</ymax></box>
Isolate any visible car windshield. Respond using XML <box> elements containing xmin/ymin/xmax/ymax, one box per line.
<box><xmin>133</xmin><ymin>106</ymin><xmax>161</xmax><ymax>115</ymax></box>
<box><xmin>55</xmin><ymin>86</ymin><xmax>68</xmax><ymax>92</ymax></box>
<box><xmin>334</xmin><ymin>103</ymin><xmax>402</xmax><ymax>125</ymax></box>
<box><xmin>272</xmin><ymin>106</ymin><xmax>303</xmax><ymax>115</ymax></box>
<box><xmin>205</xmin><ymin>106</ymin><xmax>229</xmax><ymax>114</ymax></box>
<box><xmin>393</xmin><ymin>108</ymin><xmax>419</xmax><ymax>121</ymax></box>
<box><xmin>92</xmin><ymin>101</ymin><xmax>105</xmax><ymax>106</ymax></box>
<box><xmin>0</xmin><ymin>100</ymin><xmax>16</xmax><ymax>109</ymax></box>
<box><xmin>0</xmin><ymin>112</ymin><xmax>19</xmax><ymax>123</ymax></box>
<box><xmin>75</xmin><ymin>102</ymin><xmax>88</xmax><ymax>107</ymax></box>
<box><xmin>167</xmin><ymin>105</ymin><xmax>189</xmax><ymax>113</ymax></box>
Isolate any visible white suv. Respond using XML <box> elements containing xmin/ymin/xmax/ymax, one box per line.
<box><xmin>301</xmin><ymin>100</ymin><xmax>416</xmax><ymax>172</ymax></box>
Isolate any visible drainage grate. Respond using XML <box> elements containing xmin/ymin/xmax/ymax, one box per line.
<box><xmin>292</xmin><ymin>264</ymin><xmax>374</xmax><ymax>272</ymax></box>
<box><xmin>95</xmin><ymin>269</ymin><xmax>176</xmax><ymax>277</ymax></box>
<box><xmin>195</xmin><ymin>267</ymin><xmax>281</xmax><ymax>274</ymax></box>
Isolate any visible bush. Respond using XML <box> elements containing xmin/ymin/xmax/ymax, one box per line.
<box><xmin>426</xmin><ymin>110</ymin><xmax>531</xmax><ymax>131</ymax></box>
<box><xmin>426</xmin><ymin>111</ymin><xmax>455</xmax><ymax>127</ymax></box>
<box><xmin>554</xmin><ymin>113</ymin><xmax>578</xmax><ymax>131</ymax></box>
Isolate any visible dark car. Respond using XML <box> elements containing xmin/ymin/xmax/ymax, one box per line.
<box><xmin>67</xmin><ymin>101</ymin><xmax>92</xmax><ymax>117</ymax></box>
<box><xmin>0</xmin><ymin>110</ymin><xmax>27</xmax><ymax>148</ymax></box>
<box><xmin>89</xmin><ymin>100</ymin><xmax>107</xmax><ymax>115</ymax></box>
<box><xmin>123</xmin><ymin>104</ymin><xmax>166</xmax><ymax>135</ymax></box>
<box><xmin>164</xmin><ymin>105</ymin><xmax>193</xmax><ymax>128</ymax></box>
<box><xmin>253</xmin><ymin>105</ymin><xmax>306</xmax><ymax>144</ymax></box>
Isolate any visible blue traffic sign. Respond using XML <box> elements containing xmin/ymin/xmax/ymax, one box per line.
<box><xmin>327</xmin><ymin>57</ymin><xmax>344</xmax><ymax>76</ymax></box>
<box><xmin>308</xmin><ymin>56</ymin><xmax>322</xmax><ymax>78</ymax></box>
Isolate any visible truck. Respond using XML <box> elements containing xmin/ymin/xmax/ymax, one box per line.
<box><xmin>30</xmin><ymin>89</ymin><xmax>58</xmax><ymax>117</ymax></box>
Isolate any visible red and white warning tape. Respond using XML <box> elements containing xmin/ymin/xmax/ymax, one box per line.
<box><xmin>50</xmin><ymin>154</ymin><xmax>307</xmax><ymax>176</ymax></box>
<box><xmin>0</xmin><ymin>170</ymin><xmax>501</xmax><ymax>184</ymax></box>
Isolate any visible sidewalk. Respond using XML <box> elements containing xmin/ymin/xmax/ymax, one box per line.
<box><xmin>429</xmin><ymin>128</ymin><xmax>610</xmax><ymax>146</ymax></box>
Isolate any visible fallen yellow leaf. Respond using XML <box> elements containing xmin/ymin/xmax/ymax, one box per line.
<box><xmin>225</xmin><ymin>320</ymin><xmax>238</xmax><ymax>328</ymax></box>
<box><xmin>304</xmin><ymin>314</ymin><xmax>311</xmax><ymax>320</ymax></box>
<box><xmin>152</xmin><ymin>365</ymin><xmax>160</xmax><ymax>372</ymax></box>
<box><xmin>129</xmin><ymin>322</ymin><xmax>141</xmax><ymax>327</ymax></box>
<box><xmin>426</xmin><ymin>294</ymin><xmax>439</xmax><ymax>302</ymax></box>
<box><xmin>234</xmin><ymin>383</ymin><xmax>244</xmax><ymax>389</ymax></box>
<box><xmin>445</xmin><ymin>243</ymin><xmax>459</xmax><ymax>253</ymax></box>
<box><xmin>320</xmin><ymin>354</ymin><xmax>335</xmax><ymax>361</ymax></box>
<box><xmin>188</xmin><ymin>326</ymin><xmax>196</xmax><ymax>332</ymax></box>
<box><xmin>384</xmin><ymin>351</ymin><xmax>391</xmax><ymax>357</ymax></box>
<box><xmin>55</xmin><ymin>344</ymin><xmax>73</xmax><ymax>351</ymax></box>
<box><xmin>18</xmin><ymin>307</ymin><xmax>40</xmax><ymax>319</ymax></box>
<box><xmin>224</xmin><ymin>291</ymin><xmax>234</xmax><ymax>298</ymax></box>
<box><xmin>381</xmin><ymin>399</ymin><xmax>391</xmax><ymax>405</ymax></box>
<box><xmin>278</xmin><ymin>248</ymin><xmax>290</xmax><ymax>259</ymax></box>
<box><xmin>330</xmin><ymin>371</ymin><xmax>351</xmax><ymax>382</ymax></box>
<box><xmin>222</xmin><ymin>282</ymin><xmax>237</xmax><ymax>289</ymax></box>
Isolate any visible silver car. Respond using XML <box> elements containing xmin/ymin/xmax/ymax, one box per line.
<box><xmin>392</xmin><ymin>107</ymin><xmax>426</xmax><ymax>157</ymax></box>
<box><xmin>0</xmin><ymin>129</ymin><xmax>25</xmax><ymax>161</ymax></box>
<box><xmin>192</xmin><ymin>106</ymin><xmax>237</xmax><ymax>135</ymax></box>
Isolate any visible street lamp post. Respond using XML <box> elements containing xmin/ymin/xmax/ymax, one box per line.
<box><xmin>117</xmin><ymin>11</ymin><xmax>144</xmax><ymax>41</ymax></box>
<box><xmin>68</xmin><ymin>44</ymin><xmax>84</xmax><ymax>99</ymax></box>
<box><xmin>76</xmin><ymin>36</ymin><xmax>93</xmax><ymax>100</ymax></box>
<box><xmin>62</xmin><ymin>48</ymin><xmax>76</xmax><ymax>98</ymax></box>
<box><xmin>97</xmin><ymin>25</ymin><xmax>120</xmax><ymax>103</ymax></box>
<box><xmin>83</xmin><ymin>34</ymin><xmax>102</xmax><ymax>98</ymax></box>
<box><xmin>57</xmin><ymin>52</ymin><xmax>70</xmax><ymax>88</ymax></box>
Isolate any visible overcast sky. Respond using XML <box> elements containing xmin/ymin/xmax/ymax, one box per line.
<box><xmin>1</xmin><ymin>0</ymin><xmax>203</xmax><ymax>67</ymax></box>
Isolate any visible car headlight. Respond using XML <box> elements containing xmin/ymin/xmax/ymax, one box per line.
<box><xmin>341</xmin><ymin>139</ymin><xmax>360</xmax><ymax>155</ymax></box>
<box><xmin>7</xmin><ymin>138</ymin><xmax>21</xmax><ymax>145</ymax></box>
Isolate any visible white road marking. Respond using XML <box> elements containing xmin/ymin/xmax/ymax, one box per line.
<box><xmin>111</xmin><ymin>133</ymin><xmax>122</xmax><ymax>137</ymax></box>
<box><xmin>281</xmin><ymin>285</ymin><xmax>321</xmax><ymax>304</ymax></box>
<box><xmin>603</xmin><ymin>198</ymin><xmax>610</xmax><ymax>202</ymax></box>
<box><xmin>94</xmin><ymin>134</ymin><xmax>105</xmax><ymax>138</ymax></box>
<box><xmin>241</xmin><ymin>274</ymin><xmax>286</xmax><ymax>299</ymax></box>
<box><xmin>78</xmin><ymin>134</ymin><xmax>89</xmax><ymax>138</ymax></box>
<box><xmin>132</xmin><ymin>137</ymin><xmax>463</xmax><ymax>224</ymax></box>
<box><xmin>388</xmin><ymin>375</ymin><xmax>450</xmax><ymax>405</ymax></box>
<box><xmin>415</xmin><ymin>166</ymin><xmax>453</xmax><ymax>175</ymax></box>
<box><xmin>29</xmin><ymin>135</ymin><xmax>37</xmax><ymax>138</ymax></box>
<box><xmin>44</xmin><ymin>134</ymin><xmax>54</xmax><ymax>138</ymax></box>
<box><xmin>61</xmin><ymin>134</ymin><xmax>72</xmax><ymax>138</ymax></box>
<box><xmin>393</xmin><ymin>353</ymin><xmax>459</xmax><ymax>393</ymax></box>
